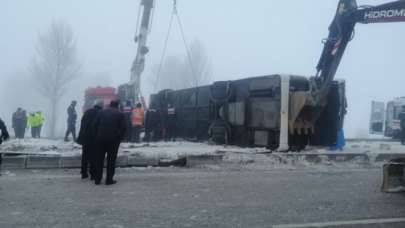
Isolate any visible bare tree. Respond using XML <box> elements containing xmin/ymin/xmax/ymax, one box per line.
<box><xmin>31</xmin><ymin>21</ymin><xmax>81</xmax><ymax>138</ymax></box>
<box><xmin>152</xmin><ymin>39</ymin><xmax>212</xmax><ymax>92</ymax></box>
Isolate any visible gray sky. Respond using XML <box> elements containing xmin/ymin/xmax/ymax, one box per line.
<box><xmin>1</xmin><ymin>0</ymin><xmax>404</xmax><ymax>137</ymax></box>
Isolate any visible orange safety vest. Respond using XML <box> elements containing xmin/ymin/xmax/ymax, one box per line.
<box><xmin>131</xmin><ymin>108</ymin><xmax>145</xmax><ymax>126</ymax></box>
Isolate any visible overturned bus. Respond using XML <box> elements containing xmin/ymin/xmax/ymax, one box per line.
<box><xmin>149</xmin><ymin>74</ymin><xmax>346</xmax><ymax>150</ymax></box>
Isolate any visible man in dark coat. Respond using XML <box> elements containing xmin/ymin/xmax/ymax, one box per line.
<box><xmin>0</xmin><ymin>118</ymin><xmax>10</xmax><ymax>166</ymax></box>
<box><xmin>77</xmin><ymin>100</ymin><xmax>103</xmax><ymax>179</ymax></box>
<box><xmin>12</xmin><ymin>108</ymin><xmax>26</xmax><ymax>139</ymax></box>
<box><xmin>65</xmin><ymin>100</ymin><xmax>78</xmax><ymax>142</ymax></box>
<box><xmin>121</xmin><ymin>100</ymin><xmax>133</xmax><ymax>142</ymax></box>
<box><xmin>399</xmin><ymin>105</ymin><xmax>405</xmax><ymax>145</ymax></box>
<box><xmin>21</xmin><ymin>110</ymin><xmax>27</xmax><ymax>138</ymax></box>
<box><xmin>144</xmin><ymin>109</ymin><xmax>160</xmax><ymax>142</ymax></box>
<box><xmin>93</xmin><ymin>100</ymin><xmax>127</xmax><ymax>185</ymax></box>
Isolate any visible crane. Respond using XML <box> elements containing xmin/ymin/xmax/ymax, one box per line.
<box><xmin>119</xmin><ymin>0</ymin><xmax>155</xmax><ymax>106</ymax></box>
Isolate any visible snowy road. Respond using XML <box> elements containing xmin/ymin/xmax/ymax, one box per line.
<box><xmin>1</xmin><ymin>167</ymin><xmax>404</xmax><ymax>228</ymax></box>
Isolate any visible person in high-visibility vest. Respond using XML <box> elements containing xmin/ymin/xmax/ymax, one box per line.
<box><xmin>35</xmin><ymin>111</ymin><xmax>45</xmax><ymax>138</ymax></box>
<box><xmin>27</xmin><ymin>112</ymin><xmax>39</xmax><ymax>138</ymax></box>
<box><xmin>131</xmin><ymin>103</ymin><xmax>144</xmax><ymax>143</ymax></box>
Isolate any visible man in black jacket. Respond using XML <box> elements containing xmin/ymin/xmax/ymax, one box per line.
<box><xmin>93</xmin><ymin>100</ymin><xmax>127</xmax><ymax>185</ymax></box>
<box><xmin>77</xmin><ymin>100</ymin><xmax>103</xmax><ymax>179</ymax></box>
<box><xmin>0</xmin><ymin>118</ymin><xmax>10</xmax><ymax>166</ymax></box>
<box><xmin>65</xmin><ymin>100</ymin><xmax>78</xmax><ymax>142</ymax></box>
<box><xmin>12</xmin><ymin>108</ymin><xmax>26</xmax><ymax>139</ymax></box>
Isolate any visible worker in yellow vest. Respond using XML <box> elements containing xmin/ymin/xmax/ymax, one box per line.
<box><xmin>35</xmin><ymin>111</ymin><xmax>45</xmax><ymax>138</ymax></box>
<box><xmin>131</xmin><ymin>103</ymin><xmax>144</xmax><ymax>143</ymax></box>
<box><xmin>27</xmin><ymin>113</ymin><xmax>39</xmax><ymax>138</ymax></box>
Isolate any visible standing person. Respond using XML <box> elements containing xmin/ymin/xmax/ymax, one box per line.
<box><xmin>165</xmin><ymin>104</ymin><xmax>177</xmax><ymax>141</ymax></box>
<box><xmin>144</xmin><ymin>109</ymin><xmax>157</xmax><ymax>142</ymax></box>
<box><xmin>21</xmin><ymin>110</ymin><xmax>27</xmax><ymax>139</ymax></box>
<box><xmin>399</xmin><ymin>105</ymin><xmax>405</xmax><ymax>145</ymax></box>
<box><xmin>65</xmin><ymin>100</ymin><xmax>78</xmax><ymax>142</ymax></box>
<box><xmin>0</xmin><ymin>118</ymin><xmax>10</xmax><ymax>166</ymax></box>
<box><xmin>131</xmin><ymin>103</ymin><xmax>144</xmax><ymax>143</ymax></box>
<box><xmin>12</xmin><ymin>108</ymin><xmax>26</xmax><ymax>139</ymax></box>
<box><xmin>36</xmin><ymin>111</ymin><xmax>45</xmax><ymax>138</ymax></box>
<box><xmin>93</xmin><ymin>100</ymin><xmax>127</xmax><ymax>185</ymax></box>
<box><xmin>12</xmin><ymin>108</ymin><xmax>19</xmax><ymax>138</ymax></box>
<box><xmin>27</xmin><ymin>112</ymin><xmax>38</xmax><ymax>138</ymax></box>
<box><xmin>77</xmin><ymin>100</ymin><xmax>103</xmax><ymax>179</ymax></box>
<box><xmin>122</xmin><ymin>100</ymin><xmax>133</xmax><ymax>142</ymax></box>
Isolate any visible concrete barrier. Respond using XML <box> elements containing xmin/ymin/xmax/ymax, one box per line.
<box><xmin>60</xmin><ymin>155</ymin><xmax>129</xmax><ymax>168</ymax></box>
<box><xmin>375</xmin><ymin>153</ymin><xmax>405</xmax><ymax>162</ymax></box>
<box><xmin>26</xmin><ymin>156</ymin><xmax>61</xmax><ymax>169</ymax></box>
<box><xmin>158</xmin><ymin>157</ymin><xmax>187</xmax><ymax>167</ymax></box>
<box><xmin>60</xmin><ymin>156</ymin><xmax>82</xmax><ymax>168</ymax></box>
<box><xmin>272</xmin><ymin>152</ymin><xmax>369</xmax><ymax>162</ymax></box>
<box><xmin>186</xmin><ymin>154</ymin><xmax>224</xmax><ymax>167</ymax></box>
<box><xmin>6</xmin><ymin>151</ymin><xmax>405</xmax><ymax>170</ymax></box>
<box><xmin>1</xmin><ymin>156</ymin><xmax>27</xmax><ymax>169</ymax></box>
<box><xmin>127</xmin><ymin>155</ymin><xmax>159</xmax><ymax>167</ymax></box>
<box><xmin>115</xmin><ymin>155</ymin><xmax>129</xmax><ymax>167</ymax></box>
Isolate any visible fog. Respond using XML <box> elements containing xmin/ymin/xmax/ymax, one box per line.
<box><xmin>1</xmin><ymin>0</ymin><xmax>404</xmax><ymax>137</ymax></box>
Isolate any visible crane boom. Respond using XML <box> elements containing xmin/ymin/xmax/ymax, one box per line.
<box><xmin>120</xmin><ymin>0</ymin><xmax>154</xmax><ymax>105</ymax></box>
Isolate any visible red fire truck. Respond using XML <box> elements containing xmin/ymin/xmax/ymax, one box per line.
<box><xmin>83</xmin><ymin>87</ymin><xmax>117</xmax><ymax>111</ymax></box>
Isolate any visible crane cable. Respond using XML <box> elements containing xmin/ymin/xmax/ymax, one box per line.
<box><xmin>175</xmin><ymin>6</ymin><xmax>198</xmax><ymax>87</ymax></box>
<box><xmin>154</xmin><ymin>2</ymin><xmax>176</xmax><ymax>91</ymax></box>
<box><xmin>154</xmin><ymin>0</ymin><xmax>197</xmax><ymax>91</ymax></box>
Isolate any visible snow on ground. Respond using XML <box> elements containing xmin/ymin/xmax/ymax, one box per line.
<box><xmin>120</xmin><ymin>141</ymin><xmax>272</xmax><ymax>160</ymax></box>
<box><xmin>0</xmin><ymin>138</ymin><xmax>272</xmax><ymax>159</ymax></box>
<box><xmin>1</xmin><ymin>138</ymin><xmax>404</xmax><ymax>155</ymax></box>
<box><xmin>0</xmin><ymin>138</ymin><xmax>80</xmax><ymax>156</ymax></box>
<box><xmin>0</xmin><ymin>138</ymin><xmax>404</xmax><ymax>165</ymax></box>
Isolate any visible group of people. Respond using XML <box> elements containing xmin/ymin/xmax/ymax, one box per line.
<box><xmin>119</xmin><ymin>100</ymin><xmax>178</xmax><ymax>144</ymax></box>
<box><xmin>143</xmin><ymin>104</ymin><xmax>177</xmax><ymax>143</ymax></box>
<box><xmin>121</xmin><ymin>101</ymin><xmax>145</xmax><ymax>143</ymax></box>
<box><xmin>12</xmin><ymin>108</ymin><xmax>44</xmax><ymax>139</ymax></box>
<box><xmin>77</xmin><ymin>100</ymin><xmax>128</xmax><ymax>185</ymax></box>
<box><xmin>0</xmin><ymin>98</ymin><xmax>179</xmax><ymax>184</ymax></box>
<box><xmin>76</xmin><ymin>98</ymin><xmax>178</xmax><ymax>185</ymax></box>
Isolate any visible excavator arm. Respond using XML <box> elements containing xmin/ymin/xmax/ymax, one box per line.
<box><xmin>311</xmin><ymin>0</ymin><xmax>405</xmax><ymax>193</ymax></box>
<box><xmin>313</xmin><ymin>0</ymin><xmax>405</xmax><ymax>105</ymax></box>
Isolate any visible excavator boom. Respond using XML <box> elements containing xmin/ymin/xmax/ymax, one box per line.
<box><xmin>314</xmin><ymin>0</ymin><xmax>405</xmax><ymax>104</ymax></box>
<box><xmin>312</xmin><ymin>0</ymin><xmax>405</xmax><ymax>193</ymax></box>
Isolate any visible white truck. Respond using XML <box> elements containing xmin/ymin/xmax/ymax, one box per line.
<box><xmin>370</xmin><ymin>97</ymin><xmax>405</xmax><ymax>139</ymax></box>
